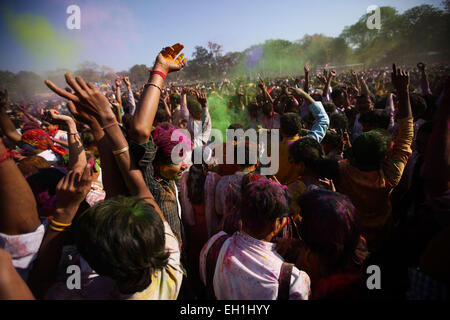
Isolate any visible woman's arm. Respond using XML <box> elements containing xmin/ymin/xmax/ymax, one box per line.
<box><xmin>27</xmin><ymin>165</ymin><xmax>93</xmax><ymax>299</ymax></box>
<box><xmin>0</xmin><ymin>90</ymin><xmax>22</xmax><ymax>144</ymax></box>
<box><xmin>0</xmin><ymin>138</ymin><xmax>40</xmax><ymax>235</ymax></box>
<box><xmin>45</xmin><ymin>78</ymin><xmax>128</xmax><ymax>198</ymax></box>
<box><xmin>46</xmin><ymin>109</ymin><xmax>86</xmax><ymax>171</ymax></box>
<box><xmin>129</xmin><ymin>44</ymin><xmax>187</xmax><ymax>143</ymax></box>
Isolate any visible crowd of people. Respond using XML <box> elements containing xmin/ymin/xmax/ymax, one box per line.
<box><xmin>0</xmin><ymin>43</ymin><xmax>448</xmax><ymax>300</ymax></box>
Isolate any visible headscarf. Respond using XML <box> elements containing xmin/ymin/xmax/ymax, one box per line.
<box><xmin>22</xmin><ymin>128</ymin><xmax>67</xmax><ymax>157</ymax></box>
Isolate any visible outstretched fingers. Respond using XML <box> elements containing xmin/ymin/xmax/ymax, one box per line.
<box><xmin>45</xmin><ymin>80</ymin><xmax>80</xmax><ymax>103</ymax></box>
<box><xmin>65</xmin><ymin>73</ymin><xmax>87</xmax><ymax>99</ymax></box>
<box><xmin>170</xmin><ymin>43</ymin><xmax>184</xmax><ymax>59</ymax></box>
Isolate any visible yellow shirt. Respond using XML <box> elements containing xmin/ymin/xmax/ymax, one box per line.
<box><xmin>336</xmin><ymin>117</ymin><xmax>414</xmax><ymax>252</ymax></box>
<box><xmin>276</xmin><ymin>135</ymin><xmax>300</xmax><ymax>185</ymax></box>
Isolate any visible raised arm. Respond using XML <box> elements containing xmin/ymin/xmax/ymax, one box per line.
<box><xmin>162</xmin><ymin>91</ymin><xmax>172</xmax><ymax>118</ymax></box>
<box><xmin>0</xmin><ymin>249</ymin><xmax>35</xmax><ymax>300</ymax></box>
<box><xmin>45</xmin><ymin>109</ymin><xmax>86</xmax><ymax>171</ymax></box>
<box><xmin>0</xmin><ymin>90</ymin><xmax>22</xmax><ymax>144</ymax></box>
<box><xmin>115</xmin><ymin>77</ymin><xmax>123</xmax><ymax>110</ymax></box>
<box><xmin>180</xmin><ymin>86</ymin><xmax>190</xmax><ymax>120</ymax></box>
<box><xmin>350</xmin><ymin>70</ymin><xmax>361</xmax><ymax>93</ymax></box>
<box><xmin>61</xmin><ymin>76</ymin><xmax>166</xmax><ymax>222</ymax></box>
<box><xmin>258</xmin><ymin>76</ymin><xmax>275</xmax><ymax>105</ymax></box>
<box><xmin>323</xmin><ymin>70</ymin><xmax>335</xmax><ymax>100</ymax></box>
<box><xmin>303</xmin><ymin>61</ymin><xmax>310</xmax><ymax>93</ymax></box>
<box><xmin>383</xmin><ymin>64</ymin><xmax>414</xmax><ymax>187</ymax></box>
<box><xmin>123</xmin><ymin>76</ymin><xmax>136</xmax><ymax>115</ymax></box>
<box><xmin>0</xmin><ymin>137</ymin><xmax>41</xmax><ymax>236</ymax></box>
<box><xmin>129</xmin><ymin>44</ymin><xmax>187</xmax><ymax>143</ymax></box>
<box><xmin>417</xmin><ymin>62</ymin><xmax>432</xmax><ymax>96</ymax></box>
<box><xmin>289</xmin><ymin>87</ymin><xmax>329</xmax><ymax>143</ymax></box>
<box><xmin>28</xmin><ymin>165</ymin><xmax>93</xmax><ymax>298</ymax></box>
<box><xmin>44</xmin><ymin>74</ymin><xmax>127</xmax><ymax>198</ymax></box>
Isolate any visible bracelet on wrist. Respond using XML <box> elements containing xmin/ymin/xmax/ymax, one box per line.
<box><xmin>112</xmin><ymin>146</ymin><xmax>129</xmax><ymax>156</ymax></box>
<box><xmin>152</xmin><ymin>70</ymin><xmax>167</xmax><ymax>81</ymax></box>
<box><xmin>145</xmin><ymin>83</ymin><xmax>163</xmax><ymax>93</ymax></box>
<box><xmin>48</xmin><ymin>217</ymin><xmax>72</xmax><ymax>232</ymax></box>
<box><xmin>101</xmin><ymin>121</ymin><xmax>119</xmax><ymax>130</ymax></box>
<box><xmin>0</xmin><ymin>150</ymin><xmax>16</xmax><ymax>164</ymax></box>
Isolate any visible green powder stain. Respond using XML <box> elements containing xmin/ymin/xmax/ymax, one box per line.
<box><xmin>3</xmin><ymin>8</ymin><xmax>80</xmax><ymax>67</ymax></box>
<box><xmin>208</xmin><ymin>94</ymin><xmax>248</xmax><ymax>141</ymax></box>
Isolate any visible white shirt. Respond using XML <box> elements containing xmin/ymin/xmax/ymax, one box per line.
<box><xmin>200</xmin><ymin>231</ymin><xmax>311</xmax><ymax>300</ymax></box>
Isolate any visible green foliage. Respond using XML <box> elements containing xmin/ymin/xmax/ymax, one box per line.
<box><xmin>129</xmin><ymin>64</ymin><xmax>149</xmax><ymax>86</ymax></box>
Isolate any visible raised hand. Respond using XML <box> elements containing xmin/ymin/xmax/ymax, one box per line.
<box><xmin>66</xmin><ymin>101</ymin><xmax>98</xmax><ymax>128</ymax></box>
<box><xmin>181</xmin><ymin>86</ymin><xmax>190</xmax><ymax>95</ymax></box>
<box><xmin>45</xmin><ymin>73</ymin><xmax>116</xmax><ymax>126</ymax></box>
<box><xmin>0</xmin><ymin>89</ymin><xmax>8</xmax><ymax>107</ymax></box>
<box><xmin>258</xmin><ymin>75</ymin><xmax>267</xmax><ymax>90</ymax></box>
<box><xmin>316</xmin><ymin>74</ymin><xmax>327</xmax><ymax>85</ymax></box>
<box><xmin>391</xmin><ymin>63</ymin><xmax>410</xmax><ymax>93</ymax></box>
<box><xmin>195</xmin><ymin>90</ymin><xmax>208</xmax><ymax>106</ymax></box>
<box><xmin>153</xmin><ymin>43</ymin><xmax>187</xmax><ymax>74</ymax></box>
<box><xmin>55</xmin><ymin>164</ymin><xmax>93</xmax><ymax>219</ymax></box>
<box><xmin>288</xmin><ymin>87</ymin><xmax>308</xmax><ymax>97</ymax></box>
<box><xmin>115</xmin><ymin>77</ymin><xmax>121</xmax><ymax>88</ymax></box>
<box><xmin>43</xmin><ymin>109</ymin><xmax>73</xmax><ymax>125</ymax></box>
<box><xmin>123</xmin><ymin>76</ymin><xmax>131</xmax><ymax>88</ymax></box>
<box><xmin>304</xmin><ymin>61</ymin><xmax>310</xmax><ymax>74</ymax></box>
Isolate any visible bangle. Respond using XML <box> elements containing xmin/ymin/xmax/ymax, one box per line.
<box><xmin>101</xmin><ymin>121</ymin><xmax>119</xmax><ymax>130</ymax></box>
<box><xmin>49</xmin><ymin>217</ymin><xmax>72</xmax><ymax>227</ymax></box>
<box><xmin>112</xmin><ymin>146</ymin><xmax>129</xmax><ymax>156</ymax></box>
<box><xmin>146</xmin><ymin>83</ymin><xmax>163</xmax><ymax>93</ymax></box>
<box><xmin>152</xmin><ymin>71</ymin><xmax>167</xmax><ymax>80</ymax></box>
<box><xmin>49</xmin><ymin>225</ymin><xmax>66</xmax><ymax>232</ymax></box>
<box><xmin>0</xmin><ymin>150</ymin><xmax>14</xmax><ymax>164</ymax></box>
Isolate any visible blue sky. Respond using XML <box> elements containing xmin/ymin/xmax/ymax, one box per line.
<box><xmin>0</xmin><ymin>0</ymin><xmax>443</xmax><ymax>73</ymax></box>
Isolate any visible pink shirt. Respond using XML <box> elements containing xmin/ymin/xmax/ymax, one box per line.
<box><xmin>200</xmin><ymin>231</ymin><xmax>311</xmax><ymax>300</ymax></box>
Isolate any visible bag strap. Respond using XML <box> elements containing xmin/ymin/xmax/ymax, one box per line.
<box><xmin>277</xmin><ymin>262</ymin><xmax>294</xmax><ymax>300</ymax></box>
<box><xmin>205</xmin><ymin>234</ymin><xmax>231</xmax><ymax>299</ymax></box>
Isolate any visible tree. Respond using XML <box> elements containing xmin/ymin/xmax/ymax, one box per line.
<box><xmin>129</xmin><ymin>64</ymin><xmax>149</xmax><ymax>86</ymax></box>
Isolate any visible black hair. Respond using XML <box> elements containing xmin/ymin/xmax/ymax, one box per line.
<box><xmin>289</xmin><ymin>137</ymin><xmax>338</xmax><ymax>179</ymax></box>
<box><xmin>72</xmin><ymin>196</ymin><xmax>169</xmax><ymax>295</ymax></box>
<box><xmin>330</xmin><ymin>87</ymin><xmax>345</xmax><ymax>101</ymax></box>
<box><xmin>170</xmin><ymin>94</ymin><xmax>180</xmax><ymax>105</ymax></box>
<box><xmin>410</xmin><ymin>93</ymin><xmax>427</xmax><ymax>120</ymax></box>
<box><xmin>155</xmin><ymin>109</ymin><xmax>170</xmax><ymax>124</ymax></box>
<box><xmin>240</xmin><ymin>174</ymin><xmax>289</xmax><ymax>234</ymax></box>
<box><xmin>187</xmin><ymin>97</ymin><xmax>203</xmax><ymax>120</ymax></box>
<box><xmin>247</xmin><ymin>103</ymin><xmax>259</xmax><ymax>114</ymax></box>
<box><xmin>280</xmin><ymin>112</ymin><xmax>302</xmax><ymax>137</ymax></box>
<box><xmin>298</xmin><ymin>190</ymin><xmax>365</xmax><ymax>267</ymax></box>
<box><xmin>359</xmin><ymin>109</ymin><xmax>390</xmax><ymax>131</ymax></box>
<box><xmin>330</xmin><ymin>113</ymin><xmax>349</xmax><ymax>132</ymax></box>
<box><xmin>323</xmin><ymin>102</ymin><xmax>336</xmax><ymax>114</ymax></box>
<box><xmin>350</xmin><ymin>129</ymin><xmax>391</xmax><ymax>171</ymax></box>
<box><xmin>322</xmin><ymin>130</ymin><xmax>341</xmax><ymax>149</ymax></box>
<box><xmin>261</xmin><ymin>102</ymin><xmax>273</xmax><ymax>116</ymax></box>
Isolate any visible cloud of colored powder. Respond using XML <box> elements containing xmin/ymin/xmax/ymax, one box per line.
<box><xmin>3</xmin><ymin>9</ymin><xmax>80</xmax><ymax>70</ymax></box>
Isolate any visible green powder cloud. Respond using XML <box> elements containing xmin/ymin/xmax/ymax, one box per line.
<box><xmin>3</xmin><ymin>9</ymin><xmax>79</xmax><ymax>69</ymax></box>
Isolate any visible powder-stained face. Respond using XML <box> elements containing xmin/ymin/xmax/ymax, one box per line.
<box><xmin>158</xmin><ymin>161</ymin><xmax>188</xmax><ymax>181</ymax></box>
